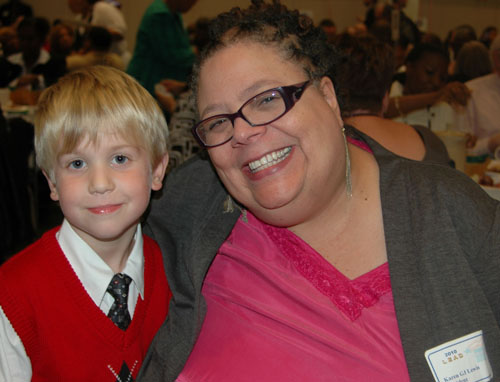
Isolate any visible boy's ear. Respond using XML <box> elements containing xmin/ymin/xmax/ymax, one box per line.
<box><xmin>43</xmin><ymin>170</ymin><xmax>60</xmax><ymax>201</ymax></box>
<box><xmin>151</xmin><ymin>153</ymin><xmax>169</xmax><ymax>191</ymax></box>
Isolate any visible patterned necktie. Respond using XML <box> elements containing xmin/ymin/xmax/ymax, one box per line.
<box><xmin>107</xmin><ymin>273</ymin><xmax>132</xmax><ymax>330</ymax></box>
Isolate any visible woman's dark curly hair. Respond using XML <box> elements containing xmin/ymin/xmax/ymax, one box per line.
<box><xmin>190</xmin><ymin>0</ymin><xmax>343</xmax><ymax>108</ymax></box>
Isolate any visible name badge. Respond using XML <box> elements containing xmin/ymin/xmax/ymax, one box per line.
<box><xmin>425</xmin><ymin>330</ymin><xmax>493</xmax><ymax>382</ymax></box>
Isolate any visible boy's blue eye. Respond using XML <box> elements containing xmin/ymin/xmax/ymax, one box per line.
<box><xmin>69</xmin><ymin>159</ymin><xmax>85</xmax><ymax>169</ymax></box>
<box><xmin>112</xmin><ymin>155</ymin><xmax>128</xmax><ymax>165</ymax></box>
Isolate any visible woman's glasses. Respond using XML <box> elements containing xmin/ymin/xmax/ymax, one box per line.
<box><xmin>192</xmin><ymin>80</ymin><xmax>312</xmax><ymax>148</ymax></box>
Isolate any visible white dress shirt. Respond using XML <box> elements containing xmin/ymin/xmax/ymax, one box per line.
<box><xmin>456</xmin><ymin>73</ymin><xmax>500</xmax><ymax>155</ymax></box>
<box><xmin>0</xmin><ymin>220</ymin><xmax>145</xmax><ymax>382</ymax></box>
<box><xmin>389</xmin><ymin>81</ymin><xmax>461</xmax><ymax>132</ymax></box>
<box><xmin>7</xmin><ymin>49</ymin><xmax>51</xmax><ymax>89</ymax></box>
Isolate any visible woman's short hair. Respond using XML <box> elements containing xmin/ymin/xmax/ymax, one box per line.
<box><xmin>190</xmin><ymin>0</ymin><xmax>342</xmax><ymax>108</ymax></box>
<box><xmin>35</xmin><ymin>66</ymin><xmax>169</xmax><ymax>178</ymax></box>
<box><xmin>455</xmin><ymin>41</ymin><xmax>492</xmax><ymax>81</ymax></box>
<box><xmin>334</xmin><ymin>33</ymin><xmax>394</xmax><ymax>115</ymax></box>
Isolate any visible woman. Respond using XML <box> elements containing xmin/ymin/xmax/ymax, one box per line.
<box><xmin>451</xmin><ymin>40</ymin><xmax>492</xmax><ymax>83</ymax></box>
<box><xmin>140</xmin><ymin>1</ymin><xmax>500</xmax><ymax>381</ymax></box>
<box><xmin>67</xmin><ymin>0</ymin><xmax>130</xmax><ymax>66</ymax></box>
<box><xmin>387</xmin><ymin>42</ymin><xmax>470</xmax><ymax>132</ymax></box>
<box><xmin>335</xmin><ymin>33</ymin><xmax>450</xmax><ymax>164</ymax></box>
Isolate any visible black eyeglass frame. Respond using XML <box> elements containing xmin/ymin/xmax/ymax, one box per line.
<box><xmin>192</xmin><ymin>80</ymin><xmax>313</xmax><ymax>148</ymax></box>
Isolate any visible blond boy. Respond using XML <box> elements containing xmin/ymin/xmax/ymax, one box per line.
<box><xmin>0</xmin><ymin>66</ymin><xmax>172</xmax><ymax>381</ymax></box>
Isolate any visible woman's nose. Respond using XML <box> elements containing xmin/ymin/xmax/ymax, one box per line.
<box><xmin>88</xmin><ymin>164</ymin><xmax>115</xmax><ymax>194</ymax></box>
<box><xmin>231</xmin><ymin>116</ymin><xmax>267</xmax><ymax>145</ymax></box>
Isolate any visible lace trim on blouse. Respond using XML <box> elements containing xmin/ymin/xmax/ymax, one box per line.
<box><xmin>263</xmin><ymin>223</ymin><xmax>391</xmax><ymax>321</ymax></box>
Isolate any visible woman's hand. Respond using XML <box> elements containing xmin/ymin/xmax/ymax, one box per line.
<box><xmin>159</xmin><ymin>79</ymin><xmax>187</xmax><ymax>96</ymax></box>
<box><xmin>437</xmin><ymin>82</ymin><xmax>471</xmax><ymax>110</ymax></box>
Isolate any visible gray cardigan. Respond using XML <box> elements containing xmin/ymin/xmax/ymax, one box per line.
<box><xmin>140</xmin><ymin>129</ymin><xmax>500</xmax><ymax>381</ymax></box>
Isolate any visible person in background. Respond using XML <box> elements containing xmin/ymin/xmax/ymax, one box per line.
<box><xmin>0</xmin><ymin>0</ymin><xmax>32</xmax><ymax>27</ymax></box>
<box><xmin>335</xmin><ymin>33</ymin><xmax>450</xmax><ymax>164</ymax></box>
<box><xmin>67</xmin><ymin>0</ymin><xmax>130</xmax><ymax>66</ymax></box>
<box><xmin>387</xmin><ymin>42</ymin><xmax>470</xmax><ymax>132</ymax></box>
<box><xmin>480</xmin><ymin>26</ymin><xmax>497</xmax><ymax>49</ymax></box>
<box><xmin>138</xmin><ymin>1</ymin><xmax>500</xmax><ymax>381</ymax></box>
<box><xmin>6</xmin><ymin>17</ymin><xmax>50</xmax><ymax>89</ymax></box>
<box><xmin>457</xmin><ymin>36</ymin><xmax>500</xmax><ymax>157</ymax></box>
<box><xmin>381</xmin><ymin>0</ymin><xmax>420</xmax><ymax>46</ymax></box>
<box><xmin>362</xmin><ymin>0</ymin><xmax>378</xmax><ymax>29</ymax></box>
<box><xmin>0</xmin><ymin>25</ymin><xmax>18</xmax><ymax>56</ymax></box>
<box><xmin>0</xmin><ymin>65</ymin><xmax>171</xmax><ymax>381</ymax></box>
<box><xmin>48</xmin><ymin>22</ymin><xmax>75</xmax><ymax>60</ymax></box>
<box><xmin>450</xmin><ymin>40</ymin><xmax>492</xmax><ymax>83</ymax></box>
<box><xmin>447</xmin><ymin>24</ymin><xmax>477</xmax><ymax>75</ymax></box>
<box><xmin>318</xmin><ymin>18</ymin><xmax>336</xmax><ymax>44</ymax></box>
<box><xmin>127</xmin><ymin>0</ymin><xmax>197</xmax><ymax>97</ymax></box>
<box><xmin>66</xmin><ymin>26</ymin><xmax>124</xmax><ymax>71</ymax></box>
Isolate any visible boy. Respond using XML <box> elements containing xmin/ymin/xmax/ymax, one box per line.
<box><xmin>0</xmin><ymin>65</ymin><xmax>171</xmax><ymax>381</ymax></box>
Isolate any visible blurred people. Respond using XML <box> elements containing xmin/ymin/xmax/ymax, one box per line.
<box><xmin>362</xmin><ymin>0</ymin><xmax>378</xmax><ymax>29</ymax></box>
<box><xmin>448</xmin><ymin>24</ymin><xmax>477</xmax><ymax>60</ymax></box>
<box><xmin>346</xmin><ymin>22</ymin><xmax>367</xmax><ymax>36</ymax></box>
<box><xmin>5</xmin><ymin>17</ymin><xmax>50</xmax><ymax>90</ymax></box>
<box><xmin>0</xmin><ymin>25</ymin><xmax>18</xmax><ymax>56</ymax></box>
<box><xmin>387</xmin><ymin>42</ymin><xmax>470</xmax><ymax>132</ymax></box>
<box><xmin>457</xmin><ymin>36</ymin><xmax>500</xmax><ymax>156</ymax></box>
<box><xmin>187</xmin><ymin>17</ymin><xmax>209</xmax><ymax>56</ymax></box>
<box><xmin>447</xmin><ymin>24</ymin><xmax>477</xmax><ymax>76</ymax></box>
<box><xmin>383</xmin><ymin>0</ymin><xmax>420</xmax><ymax>46</ymax></box>
<box><xmin>127</xmin><ymin>0</ymin><xmax>197</xmax><ymax>96</ymax></box>
<box><xmin>67</xmin><ymin>0</ymin><xmax>130</xmax><ymax>66</ymax></box>
<box><xmin>48</xmin><ymin>22</ymin><xmax>75</xmax><ymax>59</ymax></box>
<box><xmin>319</xmin><ymin>18</ymin><xmax>336</xmax><ymax>43</ymax></box>
<box><xmin>66</xmin><ymin>26</ymin><xmax>124</xmax><ymax>71</ymax></box>
<box><xmin>480</xmin><ymin>26</ymin><xmax>497</xmax><ymax>49</ymax></box>
<box><xmin>0</xmin><ymin>0</ymin><xmax>32</xmax><ymax>27</ymax></box>
<box><xmin>451</xmin><ymin>40</ymin><xmax>492</xmax><ymax>83</ymax></box>
<box><xmin>336</xmin><ymin>33</ymin><xmax>450</xmax><ymax>164</ymax></box>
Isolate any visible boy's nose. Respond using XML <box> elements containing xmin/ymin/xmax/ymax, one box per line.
<box><xmin>88</xmin><ymin>165</ymin><xmax>115</xmax><ymax>194</ymax></box>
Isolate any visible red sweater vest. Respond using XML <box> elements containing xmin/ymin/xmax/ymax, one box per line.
<box><xmin>0</xmin><ymin>226</ymin><xmax>171</xmax><ymax>381</ymax></box>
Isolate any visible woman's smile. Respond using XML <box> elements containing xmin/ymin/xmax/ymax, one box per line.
<box><xmin>247</xmin><ymin>147</ymin><xmax>292</xmax><ymax>173</ymax></box>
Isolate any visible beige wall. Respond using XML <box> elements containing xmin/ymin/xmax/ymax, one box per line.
<box><xmin>23</xmin><ymin>0</ymin><xmax>500</xmax><ymax>53</ymax></box>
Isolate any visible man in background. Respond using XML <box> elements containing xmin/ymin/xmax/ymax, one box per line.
<box><xmin>127</xmin><ymin>0</ymin><xmax>197</xmax><ymax>97</ymax></box>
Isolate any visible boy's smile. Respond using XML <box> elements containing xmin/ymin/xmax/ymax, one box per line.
<box><xmin>45</xmin><ymin>132</ymin><xmax>167</xmax><ymax>256</ymax></box>
<box><xmin>88</xmin><ymin>204</ymin><xmax>123</xmax><ymax>215</ymax></box>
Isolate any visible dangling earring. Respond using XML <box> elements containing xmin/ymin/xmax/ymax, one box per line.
<box><xmin>223</xmin><ymin>194</ymin><xmax>248</xmax><ymax>222</ymax></box>
<box><xmin>223</xmin><ymin>195</ymin><xmax>235</xmax><ymax>213</ymax></box>
<box><xmin>342</xmin><ymin>126</ymin><xmax>352</xmax><ymax>198</ymax></box>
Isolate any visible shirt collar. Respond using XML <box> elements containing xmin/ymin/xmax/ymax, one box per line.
<box><xmin>56</xmin><ymin>219</ymin><xmax>145</xmax><ymax>306</ymax></box>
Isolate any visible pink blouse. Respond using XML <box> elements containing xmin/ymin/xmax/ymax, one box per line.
<box><xmin>176</xmin><ymin>212</ymin><xmax>410</xmax><ymax>382</ymax></box>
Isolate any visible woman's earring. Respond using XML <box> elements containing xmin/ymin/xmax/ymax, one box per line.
<box><xmin>342</xmin><ymin>126</ymin><xmax>352</xmax><ymax>198</ymax></box>
<box><xmin>223</xmin><ymin>195</ymin><xmax>235</xmax><ymax>213</ymax></box>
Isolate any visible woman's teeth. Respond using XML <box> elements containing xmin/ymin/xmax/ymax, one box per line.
<box><xmin>248</xmin><ymin>147</ymin><xmax>291</xmax><ymax>173</ymax></box>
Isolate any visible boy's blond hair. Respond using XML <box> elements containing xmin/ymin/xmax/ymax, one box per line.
<box><xmin>35</xmin><ymin>65</ymin><xmax>169</xmax><ymax>179</ymax></box>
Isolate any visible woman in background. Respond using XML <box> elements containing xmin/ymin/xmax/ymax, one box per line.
<box><xmin>335</xmin><ymin>33</ymin><xmax>450</xmax><ymax>164</ymax></box>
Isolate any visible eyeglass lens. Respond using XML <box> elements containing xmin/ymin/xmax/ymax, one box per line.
<box><xmin>197</xmin><ymin>89</ymin><xmax>287</xmax><ymax>147</ymax></box>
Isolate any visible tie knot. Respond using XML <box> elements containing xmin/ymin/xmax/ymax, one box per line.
<box><xmin>107</xmin><ymin>273</ymin><xmax>132</xmax><ymax>330</ymax></box>
<box><xmin>107</xmin><ymin>273</ymin><xmax>132</xmax><ymax>301</ymax></box>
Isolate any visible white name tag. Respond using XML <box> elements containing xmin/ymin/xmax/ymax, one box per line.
<box><xmin>425</xmin><ymin>330</ymin><xmax>493</xmax><ymax>382</ymax></box>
